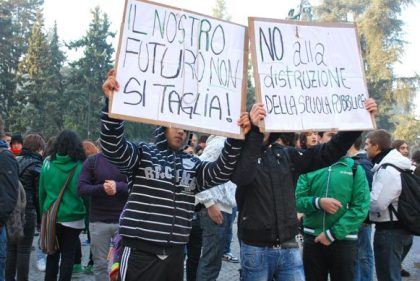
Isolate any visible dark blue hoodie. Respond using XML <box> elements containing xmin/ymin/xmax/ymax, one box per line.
<box><xmin>100</xmin><ymin>107</ymin><xmax>243</xmax><ymax>254</ymax></box>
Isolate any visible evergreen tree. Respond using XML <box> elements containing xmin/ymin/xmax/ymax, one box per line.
<box><xmin>315</xmin><ymin>0</ymin><xmax>418</xmax><ymax>132</ymax></box>
<box><xmin>10</xmin><ymin>10</ymin><xmax>64</xmax><ymax>138</ymax></box>
<box><xmin>0</xmin><ymin>0</ymin><xmax>43</xmax><ymax>129</ymax></box>
<box><xmin>64</xmin><ymin>7</ymin><xmax>115</xmax><ymax>140</ymax></box>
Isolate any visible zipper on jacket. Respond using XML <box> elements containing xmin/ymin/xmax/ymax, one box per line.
<box><xmin>322</xmin><ymin>166</ymin><xmax>332</xmax><ymax>232</ymax></box>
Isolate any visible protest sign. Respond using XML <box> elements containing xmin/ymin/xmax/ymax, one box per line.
<box><xmin>249</xmin><ymin>18</ymin><xmax>375</xmax><ymax>132</ymax></box>
<box><xmin>110</xmin><ymin>0</ymin><xmax>248</xmax><ymax>139</ymax></box>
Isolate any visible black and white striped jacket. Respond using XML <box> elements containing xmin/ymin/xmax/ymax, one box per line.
<box><xmin>100</xmin><ymin>109</ymin><xmax>243</xmax><ymax>254</ymax></box>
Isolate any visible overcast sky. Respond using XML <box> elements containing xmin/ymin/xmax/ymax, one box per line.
<box><xmin>43</xmin><ymin>0</ymin><xmax>420</xmax><ymax>114</ymax></box>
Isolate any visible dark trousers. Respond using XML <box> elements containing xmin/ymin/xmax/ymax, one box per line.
<box><xmin>303</xmin><ymin>234</ymin><xmax>357</xmax><ymax>281</ymax></box>
<box><xmin>120</xmin><ymin>247</ymin><xmax>184</xmax><ymax>281</ymax></box>
<box><xmin>186</xmin><ymin>214</ymin><xmax>202</xmax><ymax>281</ymax></box>
<box><xmin>5</xmin><ymin>211</ymin><xmax>36</xmax><ymax>281</ymax></box>
<box><xmin>44</xmin><ymin>224</ymin><xmax>81</xmax><ymax>281</ymax></box>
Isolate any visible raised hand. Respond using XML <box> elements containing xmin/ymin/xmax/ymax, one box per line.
<box><xmin>364</xmin><ymin>98</ymin><xmax>377</xmax><ymax>115</ymax></box>
<box><xmin>237</xmin><ymin>112</ymin><xmax>251</xmax><ymax>135</ymax></box>
<box><xmin>102</xmin><ymin>69</ymin><xmax>120</xmax><ymax>98</ymax></box>
<box><xmin>249</xmin><ymin>103</ymin><xmax>267</xmax><ymax>127</ymax></box>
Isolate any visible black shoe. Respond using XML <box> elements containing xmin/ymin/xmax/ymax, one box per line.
<box><xmin>401</xmin><ymin>268</ymin><xmax>410</xmax><ymax>277</ymax></box>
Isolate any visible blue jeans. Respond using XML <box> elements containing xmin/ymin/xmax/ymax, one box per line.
<box><xmin>0</xmin><ymin>227</ymin><xmax>6</xmax><ymax>281</ymax></box>
<box><xmin>240</xmin><ymin>241</ymin><xmax>305</xmax><ymax>281</ymax></box>
<box><xmin>353</xmin><ymin>224</ymin><xmax>373</xmax><ymax>281</ymax></box>
<box><xmin>374</xmin><ymin>228</ymin><xmax>413</xmax><ymax>281</ymax></box>
<box><xmin>196</xmin><ymin>209</ymin><xmax>229</xmax><ymax>281</ymax></box>
<box><xmin>224</xmin><ymin>207</ymin><xmax>237</xmax><ymax>254</ymax></box>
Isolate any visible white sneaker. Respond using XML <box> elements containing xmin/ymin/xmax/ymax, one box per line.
<box><xmin>37</xmin><ymin>257</ymin><xmax>46</xmax><ymax>272</ymax></box>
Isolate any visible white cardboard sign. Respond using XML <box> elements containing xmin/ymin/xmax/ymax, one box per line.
<box><xmin>249</xmin><ymin>18</ymin><xmax>375</xmax><ymax>132</ymax></box>
<box><xmin>110</xmin><ymin>0</ymin><xmax>248</xmax><ymax>139</ymax></box>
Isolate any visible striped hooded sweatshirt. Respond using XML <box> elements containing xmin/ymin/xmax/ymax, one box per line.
<box><xmin>100</xmin><ymin>107</ymin><xmax>243</xmax><ymax>255</ymax></box>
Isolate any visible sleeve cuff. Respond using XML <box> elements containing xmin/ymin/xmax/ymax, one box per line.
<box><xmin>313</xmin><ymin>197</ymin><xmax>321</xmax><ymax>209</ymax></box>
<box><xmin>204</xmin><ymin>200</ymin><xmax>216</xmax><ymax>208</ymax></box>
<box><xmin>325</xmin><ymin>229</ymin><xmax>336</xmax><ymax>243</ymax></box>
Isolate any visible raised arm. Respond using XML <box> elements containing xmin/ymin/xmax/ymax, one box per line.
<box><xmin>193</xmin><ymin>112</ymin><xmax>250</xmax><ymax>191</ymax></box>
<box><xmin>100</xmin><ymin>69</ymin><xmax>139</xmax><ymax>173</ymax></box>
<box><xmin>231</xmin><ymin>103</ymin><xmax>265</xmax><ymax>186</ymax></box>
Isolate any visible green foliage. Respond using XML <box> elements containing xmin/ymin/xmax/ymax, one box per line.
<box><xmin>64</xmin><ymin>7</ymin><xmax>115</xmax><ymax>140</ymax></box>
<box><xmin>315</xmin><ymin>0</ymin><xmax>417</xmax><ymax>133</ymax></box>
<box><xmin>9</xmin><ymin>10</ymin><xmax>65</xmax><ymax>138</ymax></box>
<box><xmin>0</xmin><ymin>0</ymin><xmax>43</xmax><ymax>129</ymax></box>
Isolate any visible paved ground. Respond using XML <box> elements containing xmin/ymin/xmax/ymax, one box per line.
<box><xmin>28</xmin><ymin>224</ymin><xmax>420</xmax><ymax>280</ymax></box>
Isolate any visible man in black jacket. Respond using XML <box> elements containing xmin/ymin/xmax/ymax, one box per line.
<box><xmin>232</xmin><ymin>101</ymin><xmax>377</xmax><ymax>281</ymax></box>
<box><xmin>0</xmin><ymin>115</ymin><xmax>19</xmax><ymax>280</ymax></box>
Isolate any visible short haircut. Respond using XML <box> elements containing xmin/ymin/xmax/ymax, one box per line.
<box><xmin>23</xmin><ymin>134</ymin><xmax>46</xmax><ymax>154</ymax></box>
<box><xmin>353</xmin><ymin>136</ymin><xmax>363</xmax><ymax>151</ymax></box>
<box><xmin>391</xmin><ymin>139</ymin><xmax>407</xmax><ymax>150</ymax></box>
<box><xmin>366</xmin><ymin>129</ymin><xmax>392</xmax><ymax>150</ymax></box>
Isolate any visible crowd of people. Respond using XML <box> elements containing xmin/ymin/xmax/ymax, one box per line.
<box><xmin>0</xmin><ymin>70</ymin><xmax>418</xmax><ymax>281</ymax></box>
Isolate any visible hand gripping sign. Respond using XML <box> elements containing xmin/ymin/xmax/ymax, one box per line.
<box><xmin>249</xmin><ymin>18</ymin><xmax>375</xmax><ymax>132</ymax></box>
<box><xmin>110</xmin><ymin>0</ymin><xmax>248</xmax><ymax>139</ymax></box>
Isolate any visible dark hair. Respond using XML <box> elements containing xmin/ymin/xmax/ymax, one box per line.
<box><xmin>391</xmin><ymin>139</ymin><xmax>407</xmax><ymax>150</ymax></box>
<box><xmin>44</xmin><ymin>136</ymin><xmax>57</xmax><ymax>159</ymax></box>
<box><xmin>23</xmin><ymin>134</ymin><xmax>46</xmax><ymax>154</ymax></box>
<box><xmin>11</xmin><ymin>134</ymin><xmax>23</xmax><ymax>145</ymax></box>
<box><xmin>412</xmin><ymin>150</ymin><xmax>420</xmax><ymax>165</ymax></box>
<box><xmin>353</xmin><ymin>136</ymin><xmax>363</xmax><ymax>151</ymax></box>
<box><xmin>50</xmin><ymin>130</ymin><xmax>86</xmax><ymax>162</ymax></box>
<box><xmin>299</xmin><ymin>131</ymin><xmax>318</xmax><ymax>149</ymax></box>
<box><xmin>366</xmin><ymin>129</ymin><xmax>392</xmax><ymax>150</ymax></box>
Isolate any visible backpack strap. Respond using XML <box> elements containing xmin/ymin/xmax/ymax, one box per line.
<box><xmin>351</xmin><ymin>160</ymin><xmax>358</xmax><ymax>178</ymax></box>
<box><xmin>379</xmin><ymin>163</ymin><xmax>404</xmax><ymax>173</ymax></box>
<box><xmin>379</xmin><ymin>163</ymin><xmax>404</xmax><ymax>223</ymax></box>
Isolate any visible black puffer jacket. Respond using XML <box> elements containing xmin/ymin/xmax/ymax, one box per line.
<box><xmin>232</xmin><ymin>127</ymin><xmax>361</xmax><ymax>246</ymax></box>
<box><xmin>17</xmin><ymin>149</ymin><xmax>43</xmax><ymax>214</ymax></box>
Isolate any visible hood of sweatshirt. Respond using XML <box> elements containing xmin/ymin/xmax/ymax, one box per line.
<box><xmin>154</xmin><ymin>126</ymin><xmax>192</xmax><ymax>152</ymax></box>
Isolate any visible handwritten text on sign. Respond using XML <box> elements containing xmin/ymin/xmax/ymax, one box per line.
<box><xmin>250</xmin><ymin>19</ymin><xmax>374</xmax><ymax>132</ymax></box>
<box><xmin>111</xmin><ymin>0</ymin><xmax>247</xmax><ymax>138</ymax></box>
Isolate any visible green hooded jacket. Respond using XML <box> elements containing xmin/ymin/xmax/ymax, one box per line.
<box><xmin>39</xmin><ymin>154</ymin><xmax>86</xmax><ymax>223</ymax></box>
<box><xmin>295</xmin><ymin>157</ymin><xmax>369</xmax><ymax>242</ymax></box>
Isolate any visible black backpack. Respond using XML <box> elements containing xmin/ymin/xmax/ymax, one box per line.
<box><xmin>382</xmin><ymin>163</ymin><xmax>420</xmax><ymax>235</ymax></box>
<box><xmin>0</xmin><ymin>148</ymin><xmax>19</xmax><ymax>226</ymax></box>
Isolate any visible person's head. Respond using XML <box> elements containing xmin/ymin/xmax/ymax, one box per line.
<box><xmin>165</xmin><ymin>127</ymin><xmax>187</xmax><ymax>151</ymax></box>
<box><xmin>23</xmin><ymin>134</ymin><xmax>46</xmax><ymax>155</ymax></box>
<box><xmin>50</xmin><ymin>130</ymin><xmax>86</xmax><ymax>162</ymax></box>
<box><xmin>319</xmin><ymin>129</ymin><xmax>337</xmax><ymax>144</ymax></box>
<box><xmin>43</xmin><ymin>136</ymin><xmax>57</xmax><ymax>159</ymax></box>
<box><xmin>412</xmin><ymin>150</ymin><xmax>420</xmax><ymax>166</ymax></box>
<box><xmin>11</xmin><ymin>134</ymin><xmax>23</xmax><ymax>150</ymax></box>
<box><xmin>4</xmin><ymin>133</ymin><xmax>12</xmax><ymax>147</ymax></box>
<box><xmin>190</xmin><ymin>133</ymin><xmax>198</xmax><ymax>148</ymax></box>
<box><xmin>392</xmin><ymin>139</ymin><xmax>409</xmax><ymax>158</ymax></box>
<box><xmin>299</xmin><ymin>131</ymin><xmax>319</xmax><ymax>149</ymax></box>
<box><xmin>365</xmin><ymin>129</ymin><xmax>392</xmax><ymax>159</ymax></box>
<box><xmin>83</xmin><ymin>140</ymin><xmax>99</xmax><ymax>157</ymax></box>
<box><xmin>184</xmin><ymin>145</ymin><xmax>195</xmax><ymax>155</ymax></box>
